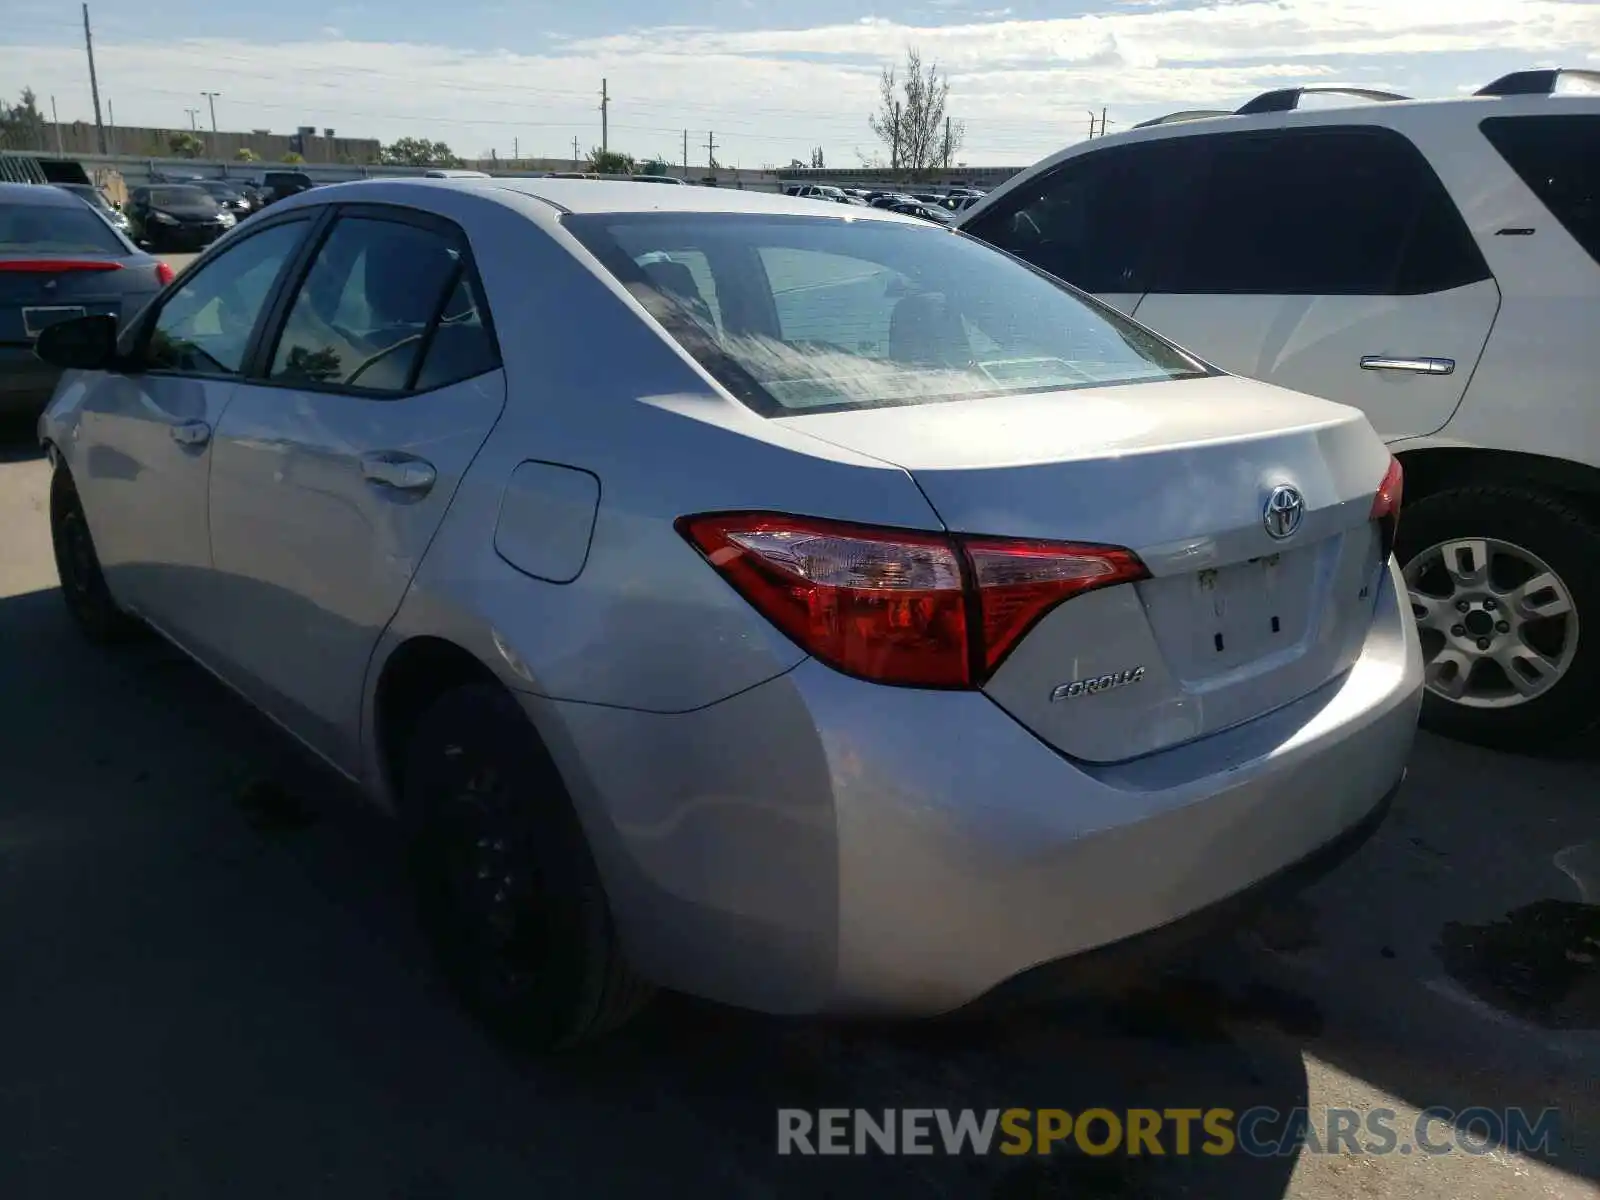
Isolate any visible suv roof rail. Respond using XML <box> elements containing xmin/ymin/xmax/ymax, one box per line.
<box><xmin>1132</xmin><ymin>109</ymin><xmax>1235</xmax><ymax>129</ymax></box>
<box><xmin>1476</xmin><ymin>68</ymin><xmax>1600</xmax><ymax>97</ymax></box>
<box><xmin>1236</xmin><ymin>86</ymin><xmax>1410</xmax><ymax>115</ymax></box>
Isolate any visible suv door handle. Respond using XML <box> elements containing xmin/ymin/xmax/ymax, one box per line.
<box><xmin>360</xmin><ymin>453</ymin><xmax>436</xmax><ymax>494</ymax></box>
<box><xmin>1360</xmin><ymin>355</ymin><xmax>1456</xmax><ymax>376</ymax></box>
<box><xmin>169</xmin><ymin>419</ymin><xmax>212</xmax><ymax>447</ymax></box>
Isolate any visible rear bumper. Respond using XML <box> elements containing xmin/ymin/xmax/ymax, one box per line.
<box><xmin>975</xmin><ymin>771</ymin><xmax>1401</xmax><ymax>1007</ymax></box>
<box><xmin>527</xmin><ymin>557</ymin><xmax>1424</xmax><ymax>1017</ymax></box>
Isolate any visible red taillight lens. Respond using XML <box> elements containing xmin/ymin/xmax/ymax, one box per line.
<box><xmin>0</xmin><ymin>259</ymin><xmax>122</xmax><ymax>272</ymax></box>
<box><xmin>1370</xmin><ymin>456</ymin><xmax>1404</xmax><ymax>560</ymax></box>
<box><xmin>964</xmin><ymin>537</ymin><xmax>1150</xmax><ymax>676</ymax></box>
<box><xmin>677</xmin><ymin>512</ymin><xmax>1149</xmax><ymax>688</ymax></box>
<box><xmin>154</xmin><ymin>261</ymin><xmax>176</xmax><ymax>286</ymax></box>
<box><xmin>677</xmin><ymin>513</ymin><xmax>971</xmax><ymax>687</ymax></box>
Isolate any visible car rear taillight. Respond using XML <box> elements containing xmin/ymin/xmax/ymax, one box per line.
<box><xmin>154</xmin><ymin>261</ymin><xmax>176</xmax><ymax>286</ymax></box>
<box><xmin>0</xmin><ymin>259</ymin><xmax>122</xmax><ymax>272</ymax></box>
<box><xmin>677</xmin><ymin>512</ymin><xmax>1149</xmax><ymax>688</ymax></box>
<box><xmin>1370</xmin><ymin>456</ymin><xmax>1404</xmax><ymax>561</ymax></box>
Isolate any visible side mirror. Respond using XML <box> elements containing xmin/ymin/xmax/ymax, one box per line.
<box><xmin>34</xmin><ymin>314</ymin><xmax>121</xmax><ymax>371</ymax></box>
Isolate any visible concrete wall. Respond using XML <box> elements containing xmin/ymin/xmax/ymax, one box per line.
<box><xmin>38</xmin><ymin>122</ymin><xmax>381</xmax><ymax>165</ymax></box>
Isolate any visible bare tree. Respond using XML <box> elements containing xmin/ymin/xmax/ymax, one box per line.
<box><xmin>867</xmin><ymin>48</ymin><xmax>964</xmax><ymax>176</ymax></box>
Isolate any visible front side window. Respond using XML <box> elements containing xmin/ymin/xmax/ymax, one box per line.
<box><xmin>961</xmin><ymin>140</ymin><xmax>1195</xmax><ymax>294</ymax></box>
<box><xmin>268</xmin><ymin>214</ymin><xmax>494</xmax><ymax>393</ymax></box>
<box><xmin>143</xmin><ymin>219</ymin><xmax>309</xmax><ymax>376</ymax></box>
<box><xmin>565</xmin><ymin>213</ymin><xmax>1208</xmax><ymax>417</ymax></box>
<box><xmin>0</xmin><ymin>202</ymin><xmax>125</xmax><ymax>256</ymax></box>
<box><xmin>1481</xmin><ymin>115</ymin><xmax>1600</xmax><ymax>266</ymax></box>
<box><xmin>1152</xmin><ymin>127</ymin><xmax>1488</xmax><ymax>296</ymax></box>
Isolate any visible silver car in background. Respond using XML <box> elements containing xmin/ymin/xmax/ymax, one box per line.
<box><xmin>35</xmin><ymin>179</ymin><xmax>1422</xmax><ymax>1048</ymax></box>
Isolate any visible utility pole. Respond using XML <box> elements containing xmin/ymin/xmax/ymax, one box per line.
<box><xmin>705</xmin><ymin>130</ymin><xmax>717</xmax><ymax>173</ymax></box>
<box><xmin>943</xmin><ymin>115</ymin><xmax>951</xmax><ymax>169</ymax></box>
<box><xmin>185</xmin><ymin>108</ymin><xmax>200</xmax><ymax>131</ymax></box>
<box><xmin>1086</xmin><ymin>110</ymin><xmax>1097</xmax><ymax>138</ymax></box>
<box><xmin>682</xmin><ymin>129</ymin><xmax>688</xmax><ymax>179</ymax></box>
<box><xmin>201</xmin><ymin>91</ymin><xmax>220</xmax><ymax>133</ymax></box>
<box><xmin>50</xmin><ymin>96</ymin><xmax>63</xmax><ymax>154</ymax></box>
<box><xmin>106</xmin><ymin>98</ymin><xmax>114</xmax><ymax>153</ymax></box>
<box><xmin>572</xmin><ymin>135</ymin><xmax>580</xmax><ymax>169</ymax></box>
<box><xmin>599</xmin><ymin>78</ymin><xmax>609</xmax><ymax>155</ymax></box>
<box><xmin>512</xmin><ymin>136</ymin><xmax>518</xmax><ymax>161</ymax></box>
<box><xmin>1100</xmin><ymin>107</ymin><xmax>1108</xmax><ymax>138</ymax></box>
<box><xmin>82</xmin><ymin>3</ymin><xmax>107</xmax><ymax>154</ymax></box>
<box><xmin>891</xmin><ymin>101</ymin><xmax>901</xmax><ymax>172</ymax></box>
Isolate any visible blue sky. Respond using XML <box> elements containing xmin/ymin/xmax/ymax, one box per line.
<box><xmin>5</xmin><ymin>0</ymin><xmax>1598</xmax><ymax>166</ymax></box>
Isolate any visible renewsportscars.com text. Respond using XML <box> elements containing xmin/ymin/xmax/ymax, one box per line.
<box><xmin>776</xmin><ymin>1106</ymin><xmax>1561</xmax><ymax>1158</ymax></box>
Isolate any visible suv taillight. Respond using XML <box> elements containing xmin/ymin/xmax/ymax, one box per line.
<box><xmin>1370</xmin><ymin>457</ymin><xmax>1404</xmax><ymax>561</ymax></box>
<box><xmin>676</xmin><ymin>512</ymin><xmax>1148</xmax><ymax>688</ymax></box>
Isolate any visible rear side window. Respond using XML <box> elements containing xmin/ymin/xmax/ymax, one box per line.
<box><xmin>1152</xmin><ymin>127</ymin><xmax>1488</xmax><ymax>296</ymax></box>
<box><xmin>268</xmin><ymin>214</ymin><xmax>498</xmax><ymax>393</ymax></box>
<box><xmin>0</xmin><ymin>201</ymin><xmax>124</xmax><ymax>255</ymax></box>
<box><xmin>1481</xmin><ymin>116</ymin><xmax>1600</xmax><ymax>265</ymax></box>
<box><xmin>962</xmin><ymin>140</ymin><xmax>1195</xmax><ymax>293</ymax></box>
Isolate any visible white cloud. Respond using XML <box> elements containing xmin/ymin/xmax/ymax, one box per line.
<box><xmin>2</xmin><ymin>0</ymin><xmax>1595</xmax><ymax>166</ymax></box>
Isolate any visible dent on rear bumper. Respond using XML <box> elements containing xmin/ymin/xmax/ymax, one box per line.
<box><xmin>528</xmin><ymin>558</ymin><xmax>1423</xmax><ymax>1017</ymax></box>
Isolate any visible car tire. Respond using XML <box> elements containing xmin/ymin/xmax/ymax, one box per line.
<box><xmin>403</xmin><ymin>684</ymin><xmax>654</xmax><ymax>1049</ymax></box>
<box><xmin>1396</xmin><ymin>484</ymin><xmax>1600</xmax><ymax>753</ymax></box>
<box><xmin>49</xmin><ymin>468</ymin><xmax>144</xmax><ymax>644</ymax></box>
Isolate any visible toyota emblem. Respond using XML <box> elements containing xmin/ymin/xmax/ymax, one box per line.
<box><xmin>1263</xmin><ymin>484</ymin><xmax>1305</xmax><ymax>540</ymax></box>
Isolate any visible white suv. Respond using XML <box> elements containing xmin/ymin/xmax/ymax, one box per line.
<box><xmin>958</xmin><ymin>69</ymin><xmax>1600</xmax><ymax>752</ymax></box>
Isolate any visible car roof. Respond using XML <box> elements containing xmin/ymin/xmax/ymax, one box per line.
<box><xmin>315</xmin><ymin>176</ymin><xmax>931</xmax><ymax>223</ymax></box>
<box><xmin>0</xmin><ymin>181</ymin><xmax>82</xmax><ymax>207</ymax></box>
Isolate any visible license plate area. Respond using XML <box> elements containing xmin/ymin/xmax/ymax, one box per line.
<box><xmin>22</xmin><ymin>306</ymin><xmax>87</xmax><ymax>338</ymax></box>
<box><xmin>1139</xmin><ymin>546</ymin><xmax>1322</xmax><ymax>682</ymax></box>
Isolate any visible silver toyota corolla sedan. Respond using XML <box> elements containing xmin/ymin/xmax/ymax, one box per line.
<box><xmin>34</xmin><ymin>178</ymin><xmax>1423</xmax><ymax>1048</ymax></box>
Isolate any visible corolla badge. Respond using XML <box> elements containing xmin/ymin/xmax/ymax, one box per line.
<box><xmin>1050</xmin><ymin>667</ymin><xmax>1146</xmax><ymax>702</ymax></box>
<box><xmin>1263</xmin><ymin>484</ymin><xmax>1305</xmax><ymax>540</ymax></box>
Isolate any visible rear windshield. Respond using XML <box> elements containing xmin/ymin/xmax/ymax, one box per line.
<box><xmin>150</xmin><ymin>186</ymin><xmax>214</xmax><ymax>208</ymax></box>
<box><xmin>564</xmin><ymin>212</ymin><xmax>1207</xmax><ymax>416</ymax></box>
<box><xmin>1481</xmin><ymin>115</ymin><xmax>1600</xmax><ymax>265</ymax></box>
<box><xmin>0</xmin><ymin>202</ymin><xmax>124</xmax><ymax>255</ymax></box>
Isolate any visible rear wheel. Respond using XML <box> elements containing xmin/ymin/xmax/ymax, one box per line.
<box><xmin>404</xmin><ymin>684</ymin><xmax>653</xmax><ymax>1049</ymax></box>
<box><xmin>1397</xmin><ymin>485</ymin><xmax>1600</xmax><ymax>752</ymax></box>
<box><xmin>49</xmin><ymin>468</ymin><xmax>143</xmax><ymax>644</ymax></box>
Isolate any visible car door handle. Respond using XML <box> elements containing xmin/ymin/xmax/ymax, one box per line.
<box><xmin>169</xmin><ymin>419</ymin><xmax>212</xmax><ymax>447</ymax></box>
<box><xmin>360</xmin><ymin>453</ymin><xmax>436</xmax><ymax>494</ymax></box>
<box><xmin>1360</xmin><ymin>355</ymin><xmax>1456</xmax><ymax>376</ymax></box>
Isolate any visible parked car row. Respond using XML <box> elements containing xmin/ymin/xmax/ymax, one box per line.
<box><xmin>7</xmin><ymin>67</ymin><xmax>1597</xmax><ymax>1055</ymax></box>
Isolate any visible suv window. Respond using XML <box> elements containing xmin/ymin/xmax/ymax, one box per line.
<box><xmin>1481</xmin><ymin>115</ymin><xmax>1600</xmax><ymax>266</ymax></box>
<box><xmin>142</xmin><ymin>220</ymin><xmax>309</xmax><ymax>375</ymax></box>
<box><xmin>961</xmin><ymin>139</ymin><xmax>1197</xmax><ymax>293</ymax></box>
<box><xmin>1151</xmin><ymin>126</ymin><xmax>1488</xmax><ymax>296</ymax></box>
<box><xmin>268</xmin><ymin>214</ymin><xmax>497</xmax><ymax>393</ymax></box>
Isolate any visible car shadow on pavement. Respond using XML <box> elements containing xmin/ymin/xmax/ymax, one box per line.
<box><xmin>0</xmin><ymin>416</ymin><xmax>45</xmax><ymax>463</ymax></box>
<box><xmin>0</xmin><ymin>585</ymin><xmax>1314</xmax><ymax>1199</ymax></box>
<box><xmin>0</xmin><ymin>579</ymin><xmax>1594</xmax><ymax>1198</ymax></box>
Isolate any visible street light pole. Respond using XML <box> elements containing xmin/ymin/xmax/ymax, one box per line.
<box><xmin>185</xmin><ymin>107</ymin><xmax>200</xmax><ymax>131</ymax></box>
<box><xmin>201</xmin><ymin>92</ymin><xmax>220</xmax><ymax>133</ymax></box>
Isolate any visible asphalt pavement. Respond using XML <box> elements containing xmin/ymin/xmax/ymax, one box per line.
<box><xmin>0</xmin><ymin>406</ymin><xmax>1595</xmax><ymax>1198</ymax></box>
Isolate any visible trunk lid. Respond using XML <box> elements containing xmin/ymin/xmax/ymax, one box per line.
<box><xmin>0</xmin><ymin>256</ymin><xmax>137</xmax><ymax>345</ymax></box>
<box><xmin>784</xmin><ymin>374</ymin><xmax>1393</xmax><ymax>761</ymax></box>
